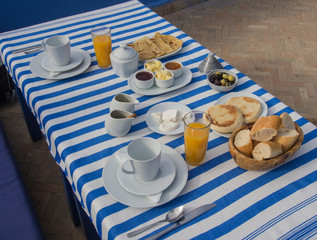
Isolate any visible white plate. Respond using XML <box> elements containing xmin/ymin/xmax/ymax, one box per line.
<box><xmin>146</xmin><ymin>102</ymin><xmax>191</xmax><ymax>135</ymax></box>
<box><xmin>212</xmin><ymin>91</ymin><xmax>268</xmax><ymax>138</ymax></box>
<box><xmin>117</xmin><ymin>156</ymin><xmax>176</xmax><ymax>196</ymax></box>
<box><xmin>30</xmin><ymin>48</ymin><xmax>91</xmax><ymax>80</ymax></box>
<box><xmin>128</xmin><ymin>67</ymin><xmax>192</xmax><ymax>95</ymax></box>
<box><xmin>41</xmin><ymin>50</ymin><xmax>83</xmax><ymax>72</ymax></box>
<box><xmin>102</xmin><ymin>144</ymin><xmax>188</xmax><ymax>208</ymax></box>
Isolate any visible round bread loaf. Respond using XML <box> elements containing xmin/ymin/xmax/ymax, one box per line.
<box><xmin>226</xmin><ymin>96</ymin><xmax>262</xmax><ymax>123</ymax></box>
<box><xmin>206</xmin><ymin>104</ymin><xmax>243</xmax><ymax>133</ymax></box>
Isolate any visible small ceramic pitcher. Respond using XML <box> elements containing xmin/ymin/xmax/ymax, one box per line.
<box><xmin>110</xmin><ymin>93</ymin><xmax>139</xmax><ymax>112</ymax></box>
<box><xmin>105</xmin><ymin>110</ymin><xmax>136</xmax><ymax>137</ymax></box>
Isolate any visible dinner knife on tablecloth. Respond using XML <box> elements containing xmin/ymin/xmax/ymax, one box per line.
<box><xmin>145</xmin><ymin>203</ymin><xmax>217</xmax><ymax>240</ymax></box>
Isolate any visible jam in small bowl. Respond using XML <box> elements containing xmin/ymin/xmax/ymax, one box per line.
<box><xmin>164</xmin><ymin>61</ymin><xmax>183</xmax><ymax>78</ymax></box>
<box><xmin>134</xmin><ymin>70</ymin><xmax>154</xmax><ymax>89</ymax></box>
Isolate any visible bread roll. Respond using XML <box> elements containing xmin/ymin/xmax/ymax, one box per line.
<box><xmin>252</xmin><ymin>141</ymin><xmax>283</xmax><ymax>160</ymax></box>
<box><xmin>250</xmin><ymin>115</ymin><xmax>282</xmax><ymax>141</ymax></box>
<box><xmin>234</xmin><ymin>129</ymin><xmax>253</xmax><ymax>157</ymax></box>
<box><xmin>280</xmin><ymin>112</ymin><xmax>296</xmax><ymax>130</ymax></box>
<box><xmin>273</xmin><ymin>128</ymin><xmax>299</xmax><ymax>152</ymax></box>
<box><xmin>205</xmin><ymin>104</ymin><xmax>243</xmax><ymax>133</ymax></box>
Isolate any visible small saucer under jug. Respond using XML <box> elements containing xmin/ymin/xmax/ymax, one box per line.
<box><xmin>110</xmin><ymin>93</ymin><xmax>139</xmax><ymax>112</ymax></box>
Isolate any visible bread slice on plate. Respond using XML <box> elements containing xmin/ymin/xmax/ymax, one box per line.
<box><xmin>234</xmin><ymin>129</ymin><xmax>253</xmax><ymax>157</ymax></box>
<box><xmin>206</xmin><ymin>104</ymin><xmax>243</xmax><ymax>134</ymax></box>
<box><xmin>273</xmin><ymin>128</ymin><xmax>299</xmax><ymax>152</ymax></box>
<box><xmin>226</xmin><ymin>96</ymin><xmax>262</xmax><ymax>123</ymax></box>
<box><xmin>252</xmin><ymin>141</ymin><xmax>283</xmax><ymax>160</ymax></box>
<box><xmin>280</xmin><ymin>112</ymin><xmax>296</xmax><ymax>130</ymax></box>
<box><xmin>250</xmin><ymin>115</ymin><xmax>282</xmax><ymax>141</ymax></box>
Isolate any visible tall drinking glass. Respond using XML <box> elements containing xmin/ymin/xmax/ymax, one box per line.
<box><xmin>90</xmin><ymin>26</ymin><xmax>112</xmax><ymax>69</ymax></box>
<box><xmin>183</xmin><ymin>111</ymin><xmax>212</xmax><ymax>166</ymax></box>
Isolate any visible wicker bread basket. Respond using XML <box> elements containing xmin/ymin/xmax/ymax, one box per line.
<box><xmin>229</xmin><ymin>123</ymin><xmax>304</xmax><ymax>171</ymax></box>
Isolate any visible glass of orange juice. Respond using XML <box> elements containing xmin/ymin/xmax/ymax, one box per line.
<box><xmin>90</xmin><ymin>26</ymin><xmax>112</xmax><ymax>69</ymax></box>
<box><xmin>183</xmin><ymin>111</ymin><xmax>212</xmax><ymax>166</ymax></box>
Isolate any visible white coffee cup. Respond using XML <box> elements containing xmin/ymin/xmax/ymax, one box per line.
<box><xmin>42</xmin><ymin>35</ymin><xmax>71</xmax><ymax>66</ymax></box>
<box><xmin>121</xmin><ymin>137</ymin><xmax>161</xmax><ymax>182</ymax></box>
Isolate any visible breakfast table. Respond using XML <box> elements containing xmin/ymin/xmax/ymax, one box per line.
<box><xmin>1</xmin><ymin>0</ymin><xmax>317</xmax><ymax>239</ymax></box>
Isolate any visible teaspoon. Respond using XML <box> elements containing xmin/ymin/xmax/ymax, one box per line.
<box><xmin>127</xmin><ymin>205</ymin><xmax>184</xmax><ymax>238</ymax></box>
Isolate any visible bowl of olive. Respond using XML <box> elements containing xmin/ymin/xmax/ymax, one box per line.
<box><xmin>207</xmin><ymin>69</ymin><xmax>238</xmax><ymax>92</ymax></box>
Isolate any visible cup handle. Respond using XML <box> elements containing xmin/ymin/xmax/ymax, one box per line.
<box><xmin>41</xmin><ymin>40</ymin><xmax>47</xmax><ymax>51</ymax></box>
<box><xmin>121</xmin><ymin>160</ymin><xmax>135</xmax><ymax>174</ymax></box>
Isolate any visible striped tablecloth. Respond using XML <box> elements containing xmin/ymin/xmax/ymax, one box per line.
<box><xmin>1</xmin><ymin>1</ymin><xmax>317</xmax><ymax>239</ymax></box>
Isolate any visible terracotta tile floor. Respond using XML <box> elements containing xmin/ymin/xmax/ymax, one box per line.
<box><xmin>0</xmin><ymin>0</ymin><xmax>316</xmax><ymax>239</ymax></box>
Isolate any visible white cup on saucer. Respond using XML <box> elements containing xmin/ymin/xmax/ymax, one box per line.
<box><xmin>42</xmin><ymin>35</ymin><xmax>71</xmax><ymax>66</ymax></box>
<box><xmin>121</xmin><ymin>137</ymin><xmax>161</xmax><ymax>182</ymax></box>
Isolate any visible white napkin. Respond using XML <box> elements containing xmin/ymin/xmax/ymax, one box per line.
<box><xmin>115</xmin><ymin>150</ymin><xmax>163</xmax><ymax>203</ymax></box>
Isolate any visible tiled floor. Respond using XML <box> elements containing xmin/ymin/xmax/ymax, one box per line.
<box><xmin>0</xmin><ymin>0</ymin><xmax>316</xmax><ymax>239</ymax></box>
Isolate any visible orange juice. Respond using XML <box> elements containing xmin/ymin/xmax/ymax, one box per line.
<box><xmin>184</xmin><ymin>122</ymin><xmax>210</xmax><ymax>166</ymax></box>
<box><xmin>93</xmin><ymin>35</ymin><xmax>112</xmax><ymax>68</ymax></box>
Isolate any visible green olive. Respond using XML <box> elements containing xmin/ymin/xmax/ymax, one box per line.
<box><xmin>222</xmin><ymin>73</ymin><xmax>228</xmax><ymax>79</ymax></box>
<box><xmin>228</xmin><ymin>75</ymin><xmax>235</xmax><ymax>81</ymax></box>
<box><xmin>220</xmin><ymin>79</ymin><xmax>226</xmax><ymax>85</ymax></box>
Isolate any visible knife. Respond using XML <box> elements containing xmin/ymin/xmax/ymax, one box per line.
<box><xmin>11</xmin><ymin>44</ymin><xmax>42</xmax><ymax>54</ymax></box>
<box><xmin>145</xmin><ymin>203</ymin><xmax>217</xmax><ymax>240</ymax></box>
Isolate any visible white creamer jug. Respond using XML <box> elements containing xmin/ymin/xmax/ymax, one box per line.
<box><xmin>110</xmin><ymin>43</ymin><xmax>139</xmax><ymax>78</ymax></box>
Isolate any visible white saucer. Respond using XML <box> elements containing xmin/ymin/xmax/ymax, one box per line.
<box><xmin>117</xmin><ymin>156</ymin><xmax>176</xmax><ymax>196</ymax></box>
<box><xmin>41</xmin><ymin>50</ymin><xmax>83</xmax><ymax>72</ymax></box>
<box><xmin>213</xmin><ymin>91</ymin><xmax>268</xmax><ymax>138</ymax></box>
<box><xmin>102</xmin><ymin>144</ymin><xmax>188</xmax><ymax>208</ymax></box>
<box><xmin>30</xmin><ymin>48</ymin><xmax>91</xmax><ymax>80</ymax></box>
<box><xmin>145</xmin><ymin>102</ymin><xmax>191</xmax><ymax>135</ymax></box>
<box><xmin>128</xmin><ymin>67</ymin><xmax>192</xmax><ymax>96</ymax></box>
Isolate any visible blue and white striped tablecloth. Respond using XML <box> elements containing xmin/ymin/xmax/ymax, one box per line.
<box><xmin>1</xmin><ymin>1</ymin><xmax>317</xmax><ymax>239</ymax></box>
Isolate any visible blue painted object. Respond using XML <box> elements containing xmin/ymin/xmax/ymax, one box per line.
<box><xmin>0</xmin><ymin>122</ymin><xmax>44</xmax><ymax>240</ymax></box>
<box><xmin>0</xmin><ymin>0</ymin><xmax>174</xmax><ymax>33</ymax></box>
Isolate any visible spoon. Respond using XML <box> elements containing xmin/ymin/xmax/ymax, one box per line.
<box><xmin>127</xmin><ymin>205</ymin><xmax>184</xmax><ymax>238</ymax></box>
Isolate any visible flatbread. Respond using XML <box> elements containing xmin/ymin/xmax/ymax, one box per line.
<box><xmin>128</xmin><ymin>37</ymin><xmax>156</xmax><ymax>60</ymax></box>
<box><xmin>151</xmin><ymin>32</ymin><xmax>173</xmax><ymax>54</ymax></box>
<box><xmin>161</xmin><ymin>34</ymin><xmax>183</xmax><ymax>51</ymax></box>
<box><xmin>206</xmin><ymin>104</ymin><xmax>243</xmax><ymax>134</ymax></box>
<box><xmin>142</xmin><ymin>36</ymin><xmax>165</xmax><ymax>57</ymax></box>
<box><xmin>128</xmin><ymin>32</ymin><xmax>183</xmax><ymax>60</ymax></box>
<box><xmin>226</xmin><ymin>96</ymin><xmax>262</xmax><ymax>123</ymax></box>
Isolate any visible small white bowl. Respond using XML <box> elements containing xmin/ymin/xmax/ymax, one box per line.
<box><xmin>155</xmin><ymin>70</ymin><xmax>174</xmax><ymax>88</ymax></box>
<box><xmin>134</xmin><ymin>70</ymin><xmax>155</xmax><ymax>89</ymax></box>
<box><xmin>164</xmin><ymin>61</ymin><xmax>183</xmax><ymax>78</ymax></box>
<box><xmin>144</xmin><ymin>59</ymin><xmax>163</xmax><ymax>73</ymax></box>
<box><xmin>207</xmin><ymin>69</ymin><xmax>238</xmax><ymax>92</ymax></box>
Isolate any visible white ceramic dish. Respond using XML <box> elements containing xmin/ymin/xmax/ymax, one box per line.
<box><xmin>212</xmin><ymin>91</ymin><xmax>268</xmax><ymax>138</ymax></box>
<box><xmin>41</xmin><ymin>50</ymin><xmax>83</xmax><ymax>72</ymax></box>
<box><xmin>102</xmin><ymin>144</ymin><xmax>188</xmax><ymax>208</ymax></box>
<box><xmin>128</xmin><ymin>67</ymin><xmax>192</xmax><ymax>96</ymax></box>
<box><xmin>30</xmin><ymin>48</ymin><xmax>91</xmax><ymax>80</ymax></box>
<box><xmin>207</xmin><ymin>69</ymin><xmax>238</xmax><ymax>92</ymax></box>
<box><xmin>155</xmin><ymin>70</ymin><xmax>174</xmax><ymax>88</ymax></box>
<box><xmin>117</xmin><ymin>155</ymin><xmax>176</xmax><ymax>196</ymax></box>
<box><xmin>146</xmin><ymin>102</ymin><xmax>191</xmax><ymax>135</ymax></box>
